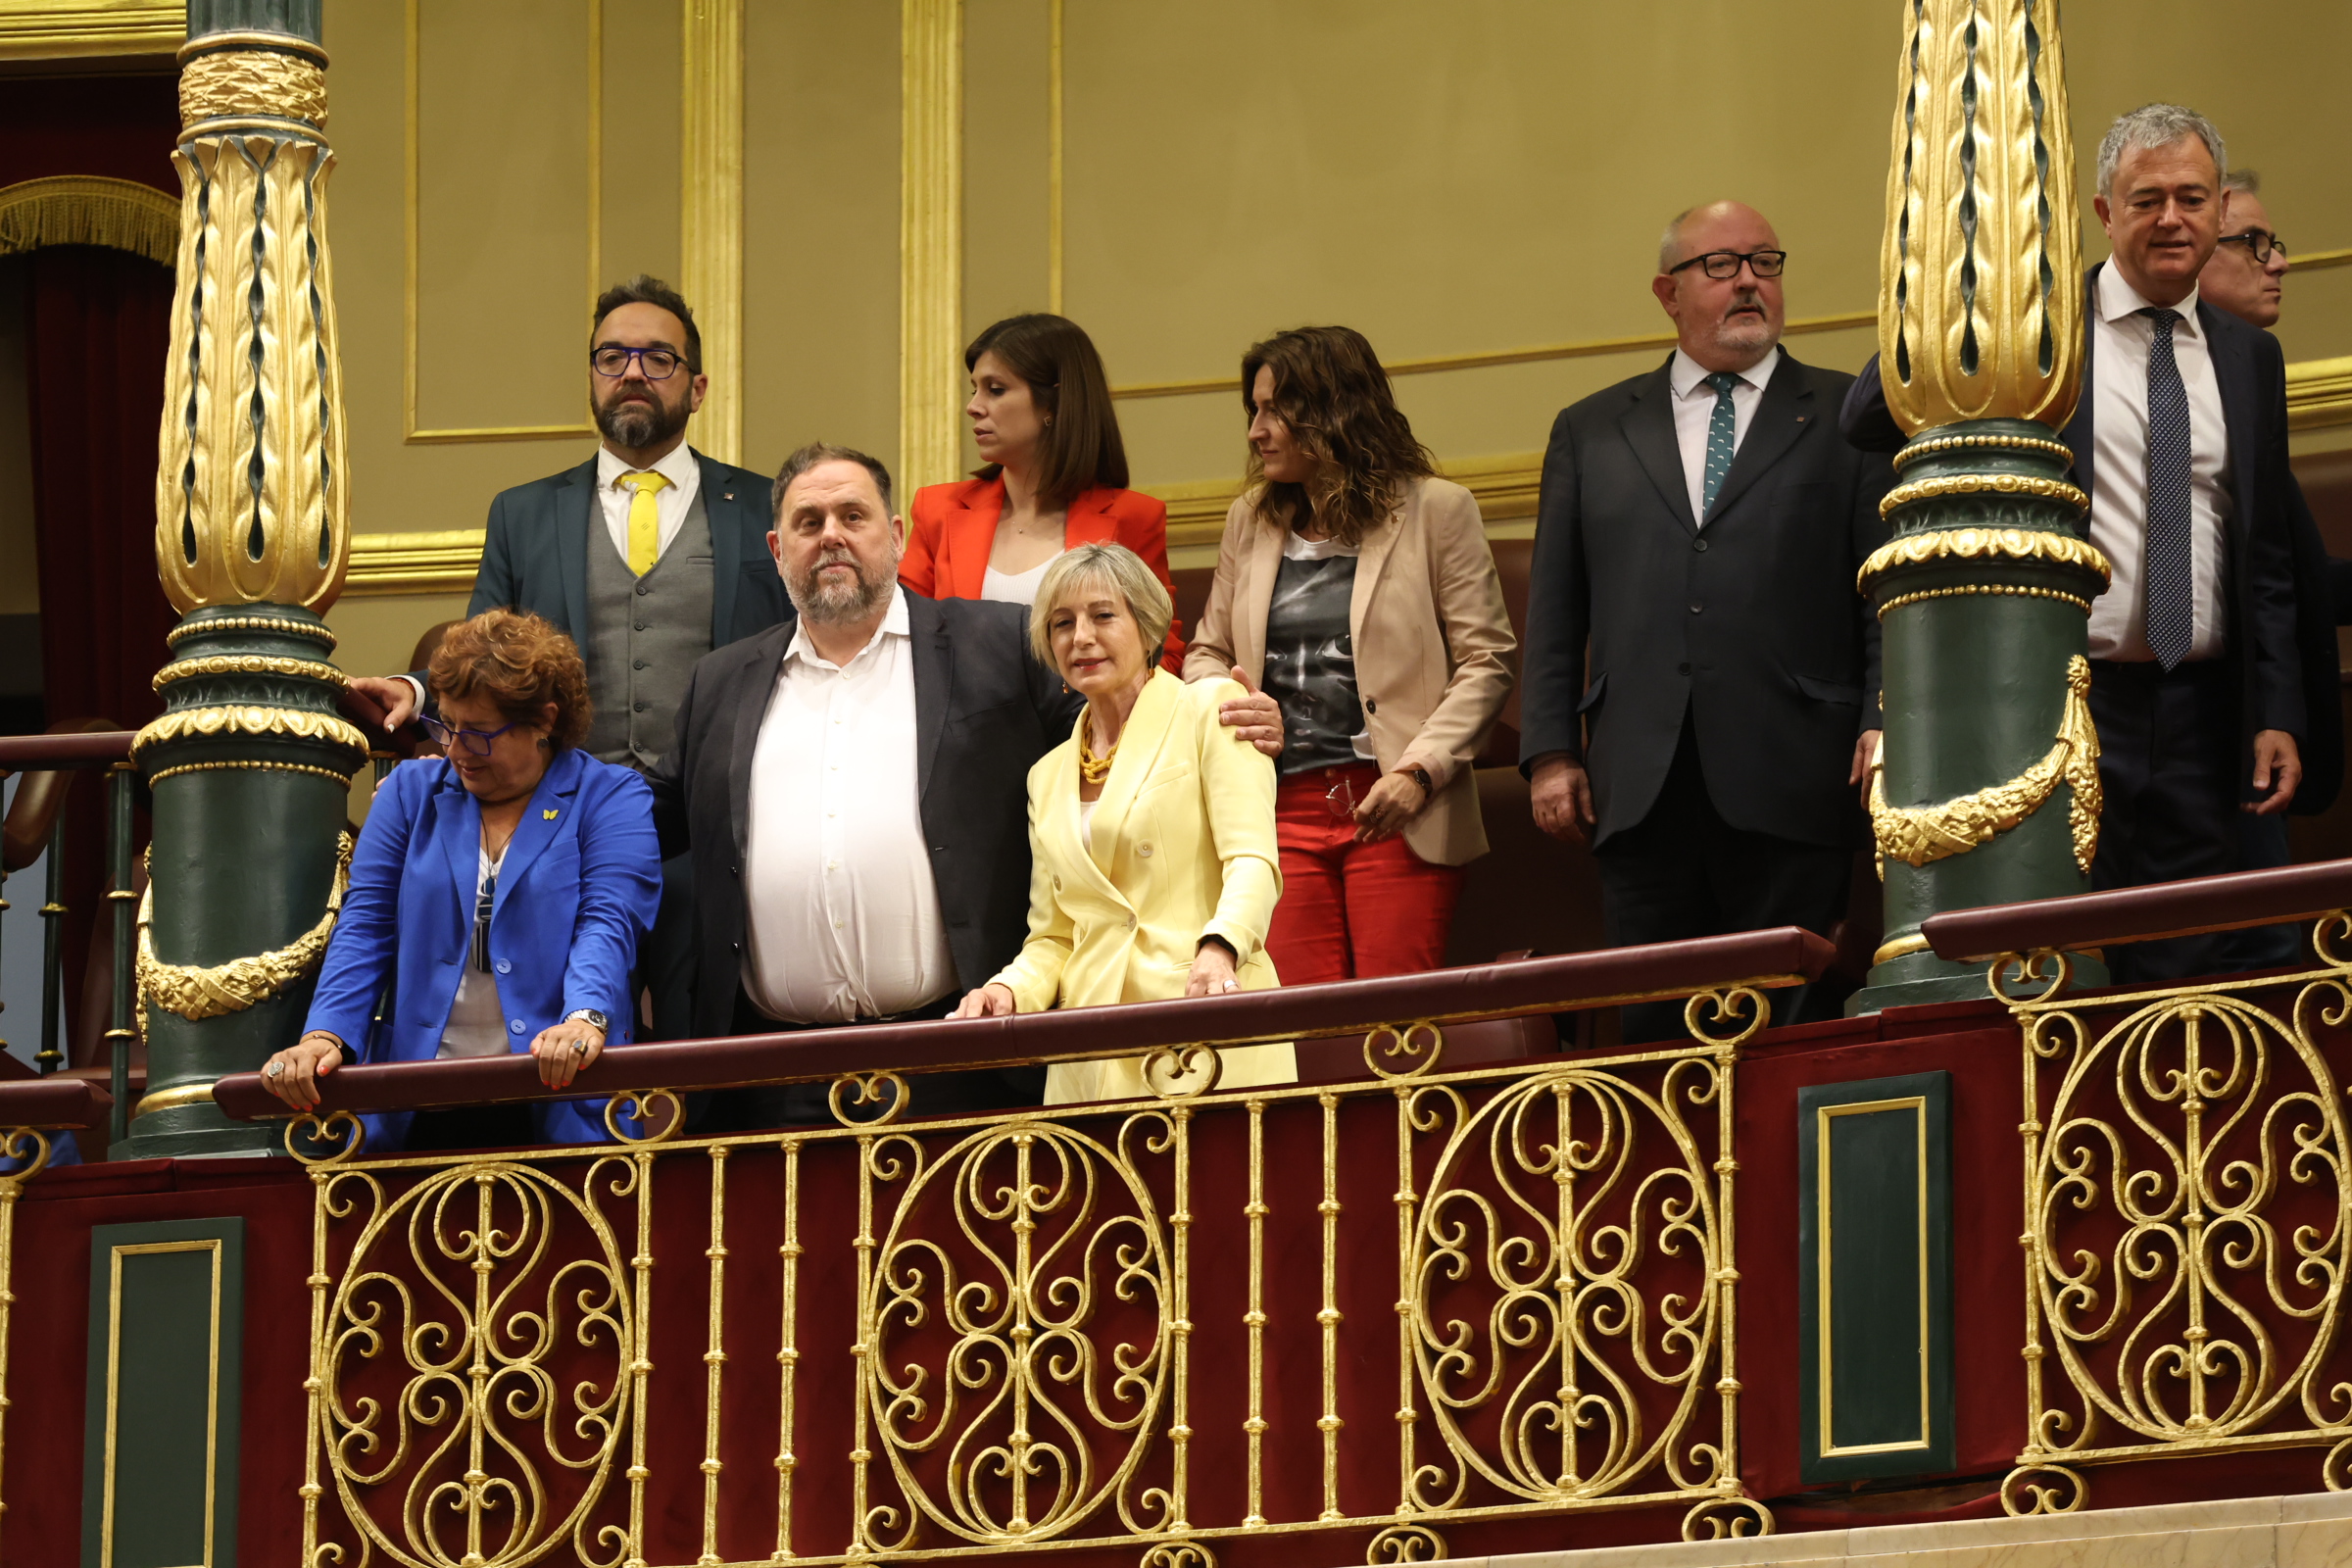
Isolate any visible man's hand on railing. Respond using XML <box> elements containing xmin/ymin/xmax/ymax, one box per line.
<box><xmin>950</xmin><ymin>983</ymin><xmax>1017</xmax><ymax>1019</ymax></box>
<box><xmin>1530</xmin><ymin>753</ymin><xmax>1595</xmax><ymax>845</ymax></box>
<box><xmin>262</xmin><ymin>1031</ymin><xmax>347</xmax><ymax>1110</ymax></box>
<box><xmin>347</xmin><ymin>675</ymin><xmax>419</xmax><ymax>732</ymax></box>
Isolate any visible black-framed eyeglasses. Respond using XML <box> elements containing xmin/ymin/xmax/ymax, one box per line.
<box><xmin>2219</xmin><ymin>229</ymin><xmax>2287</xmax><ymax>265</ymax></box>
<box><xmin>421</xmin><ymin>716</ymin><xmax>521</xmax><ymax>757</ymax></box>
<box><xmin>1667</xmin><ymin>249</ymin><xmax>1788</xmax><ymax>280</ymax></box>
<box><xmin>591</xmin><ymin>345</ymin><xmax>688</xmax><ymax>380</ymax></box>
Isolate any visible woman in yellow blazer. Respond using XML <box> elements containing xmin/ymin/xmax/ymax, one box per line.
<box><xmin>1185</xmin><ymin>325</ymin><xmax>1516</xmax><ymax>986</ymax></box>
<box><xmin>952</xmin><ymin>542</ymin><xmax>1291</xmax><ymax>1104</ymax></box>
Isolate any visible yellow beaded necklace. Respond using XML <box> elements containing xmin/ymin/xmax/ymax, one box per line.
<box><xmin>1078</xmin><ymin>723</ymin><xmax>1118</xmax><ymax>785</ymax></box>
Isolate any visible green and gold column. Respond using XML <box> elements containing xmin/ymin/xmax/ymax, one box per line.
<box><xmin>1847</xmin><ymin>0</ymin><xmax>2111</xmax><ymax>1012</ymax></box>
<box><xmin>120</xmin><ymin>0</ymin><xmax>361</xmax><ymax>1157</ymax></box>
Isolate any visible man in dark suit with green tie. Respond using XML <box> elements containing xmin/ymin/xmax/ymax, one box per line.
<box><xmin>353</xmin><ymin>275</ymin><xmax>790</xmax><ymax>1037</ymax></box>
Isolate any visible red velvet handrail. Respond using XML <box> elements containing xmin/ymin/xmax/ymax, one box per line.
<box><xmin>0</xmin><ymin>1078</ymin><xmax>112</xmax><ymax>1130</ymax></box>
<box><xmin>1922</xmin><ymin>858</ymin><xmax>2352</xmax><ymax>963</ymax></box>
<box><xmin>0</xmin><ymin>731</ymin><xmax>136</xmax><ymax>770</ymax></box>
<box><xmin>213</xmin><ymin>926</ymin><xmax>1835</xmax><ymax>1121</ymax></box>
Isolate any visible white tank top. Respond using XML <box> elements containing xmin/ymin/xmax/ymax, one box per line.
<box><xmin>980</xmin><ymin>556</ymin><xmax>1056</xmax><ymax>606</ymax></box>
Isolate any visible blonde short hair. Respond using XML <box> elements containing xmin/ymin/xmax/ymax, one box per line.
<box><xmin>1029</xmin><ymin>542</ymin><xmax>1173</xmax><ymax>669</ymax></box>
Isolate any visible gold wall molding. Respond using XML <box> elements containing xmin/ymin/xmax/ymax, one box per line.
<box><xmin>0</xmin><ymin>0</ymin><xmax>179</xmax><ymax>59</ymax></box>
<box><xmin>1046</xmin><ymin>0</ymin><xmax>1064</xmax><ymax>315</ymax></box>
<box><xmin>1112</xmin><ymin>310</ymin><xmax>1878</xmax><ymax>402</ymax></box>
<box><xmin>1870</xmin><ymin>655</ymin><xmax>2102</xmax><ymax>875</ymax></box>
<box><xmin>900</xmin><ymin>0</ymin><xmax>963</xmax><ymax>496</ymax></box>
<box><xmin>342</xmin><ymin>527</ymin><xmax>484</xmax><ymax>596</ymax></box>
<box><xmin>401</xmin><ymin>0</ymin><xmax>601</xmax><ymax>447</ymax></box>
<box><xmin>680</xmin><ymin>0</ymin><xmax>744</xmax><ymax>466</ymax></box>
<box><xmin>2289</xmin><ymin>355</ymin><xmax>2352</xmax><ymax>433</ymax></box>
<box><xmin>0</xmin><ymin>174</ymin><xmax>176</xmax><ymax>266</ymax></box>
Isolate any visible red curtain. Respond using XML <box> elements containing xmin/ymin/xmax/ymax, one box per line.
<box><xmin>24</xmin><ymin>243</ymin><xmax>175</xmax><ymax>1037</ymax></box>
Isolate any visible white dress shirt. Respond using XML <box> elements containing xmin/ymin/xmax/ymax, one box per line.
<box><xmin>1668</xmin><ymin>345</ymin><xmax>1780</xmax><ymax>527</ymax></box>
<box><xmin>740</xmin><ymin>588</ymin><xmax>956</xmax><ymax>1024</ymax></box>
<box><xmin>2084</xmin><ymin>260</ymin><xmax>2232</xmax><ymax>662</ymax></box>
<box><xmin>595</xmin><ymin>439</ymin><xmax>704</xmax><ymax>569</ymax></box>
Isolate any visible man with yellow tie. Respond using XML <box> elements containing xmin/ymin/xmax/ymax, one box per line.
<box><xmin>353</xmin><ymin>275</ymin><xmax>787</xmax><ymax>1037</ymax></box>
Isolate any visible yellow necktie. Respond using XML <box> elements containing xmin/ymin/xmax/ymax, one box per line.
<box><xmin>620</xmin><ymin>470</ymin><xmax>671</xmax><ymax>576</ymax></box>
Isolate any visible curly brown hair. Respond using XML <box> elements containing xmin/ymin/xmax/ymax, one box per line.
<box><xmin>427</xmin><ymin>610</ymin><xmax>593</xmax><ymax>751</ymax></box>
<box><xmin>1240</xmin><ymin>325</ymin><xmax>1435</xmax><ymax>548</ymax></box>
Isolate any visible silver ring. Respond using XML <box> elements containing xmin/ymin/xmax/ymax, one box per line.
<box><xmin>1220</xmin><ymin>980</ymin><xmax>1239</xmax><ymax>993</ymax></box>
<box><xmin>265</xmin><ymin>1060</ymin><xmax>284</xmax><ymax>1079</ymax></box>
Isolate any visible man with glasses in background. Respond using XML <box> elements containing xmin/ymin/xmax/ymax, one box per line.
<box><xmin>351</xmin><ymin>275</ymin><xmax>788</xmax><ymax>1038</ymax></box>
<box><xmin>2197</xmin><ymin>170</ymin><xmax>2344</xmax><ymax>966</ymax></box>
<box><xmin>1520</xmin><ymin>201</ymin><xmax>1893</xmax><ymax>1039</ymax></box>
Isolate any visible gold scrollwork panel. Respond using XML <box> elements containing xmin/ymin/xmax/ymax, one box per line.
<box><xmin>858</xmin><ymin>1116</ymin><xmax>1177</xmax><ymax>1549</ymax></box>
<box><xmin>1403</xmin><ymin>1056</ymin><xmax>1738</xmax><ymax>1512</ymax></box>
<box><xmin>2015</xmin><ymin>967</ymin><xmax>2352</xmax><ymax>1496</ymax></box>
<box><xmin>307</xmin><ymin>1157</ymin><xmax>645</xmax><ymax>1568</ymax></box>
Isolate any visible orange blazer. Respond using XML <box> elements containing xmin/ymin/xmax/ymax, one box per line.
<box><xmin>901</xmin><ymin>477</ymin><xmax>1185</xmax><ymax>667</ymax></box>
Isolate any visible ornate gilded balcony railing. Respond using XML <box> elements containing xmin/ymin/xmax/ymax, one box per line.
<box><xmin>200</xmin><ymin>931</ymin><xmax>1831</xmax><ymax>1568</ymax></box>
<box><xmin>1925</xmin><ymin>861</ymin><xmax>2352</xmax><ymax>1515</ymax></box>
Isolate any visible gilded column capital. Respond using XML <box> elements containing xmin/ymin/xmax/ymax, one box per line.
<box><xmin>1878</xmin><ymin>0</ymin><xmax>2083</xmax><ymax>434</ymax></box>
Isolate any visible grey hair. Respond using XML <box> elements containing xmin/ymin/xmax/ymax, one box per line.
<box><xmin>1028</xmin><ymin>543</ymin><xmax>1173</xmax><ymax>670</ymax></box>
<box><xmin>2224</xmin><ymin>167</ymin><xmax>2261</xmax><ymax>195</ymax></box>
<box><xmin>2096</xmin><ymin>104</ymin><xmax>2226</xmax><ymax>197</ymax></box>
<box><xmin>1658</xmin><ymin>206</ymin><xmax>1698</xmax><ymax>273</ymax></box>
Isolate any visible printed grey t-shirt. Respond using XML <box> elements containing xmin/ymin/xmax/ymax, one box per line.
<box><xmin>1260</xmin><ymin>529</ymin><xmax>1372</xmax><ymax>776</ymax></box>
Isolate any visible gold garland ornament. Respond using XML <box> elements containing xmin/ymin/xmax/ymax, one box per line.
<box><xmin>138</xmin><ymin>831</ymin><xmax>353</xmax><ymax>1021</ymax></box>
<box><xmin>1857</xmin><ymin>527</ymin><xmax>2112</xmax><ymax>596</ymax></box>
<box><xmin>131</xmin><ymin>705</ymin><xmax>370</xmax><ymax>764</ymax></box>
<box><xmin>1870</xmin><ymin>656</ymin><xmax>2101</xmax><ymax>875</ymax></box>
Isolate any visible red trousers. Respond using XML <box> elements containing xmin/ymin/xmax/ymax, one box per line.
<box><xmin>1267</xmin><ymin>762</ymin><xmax>1464</xmax><ymax>985</ymax></box>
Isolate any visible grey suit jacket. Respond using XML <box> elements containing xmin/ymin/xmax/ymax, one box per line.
<box><xmin>645</xmin><ymin>593</ymin><xmax>1084</xmax><ymax>1039</ymax></box>
<box><xmin>467</xmin><ymin>449</ymin><xmax>793</xmax><ymax>652</ymax></box>
<box><xmin>1518</xmin><ymin>351</ymin><xmax>1895</xmax><ymax>851</ymax></box>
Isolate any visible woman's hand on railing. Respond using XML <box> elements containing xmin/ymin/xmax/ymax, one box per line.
<box><xmin>530</xmin><ymin>1019</ymin><xmax>606</xmax><ymax>1089</ymax></box>
<box><xmin>263</xmin><ymin>1032</ymin><xmax>347</xmax><ymax>1110</ymax></box>
<box><xmin>1185</xmin><ymin>937</ymin><xmax>1242</xmax><ymax>997</ymax></box>
<box><xmin>950</xmin><ymin>984</ymin><xmax>1017</xmax><ymax>1019</ymax></box>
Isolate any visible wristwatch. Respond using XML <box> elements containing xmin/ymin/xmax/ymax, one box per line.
<box><xmin>564</xmin><ymin>1008</ymin><xmax>610</xmax><ymax>1032</ymax></box>
<box><xmin>1401</xmin><ymin>765</ymin><xmax>1435</xmax><ymax>799</ymax></box>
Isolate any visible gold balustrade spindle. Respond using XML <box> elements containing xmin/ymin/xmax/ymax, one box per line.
<box><xmin>466</xmin><ymin>1173</ymin><xmax>494</xmax><ymax>1562</ymax></box>
<box><xmin>1552</xmin><ymin>1078</ymin><xmax>1581</xmax><ymax>1489</ymax></box>
<box><xmin>1243</xmin><ymin>1099</ymin><xmax>1267</xmax><ymax>1527</ymax></box>
<box><xmin>1169</xmin><ymin>1104</ymin><xmax>1196</xmax><ymax>1532</ymax></box>
<box><xmin>299</xmin><ymin>1169</ymin><xmax>330</xmax><ymax>1563</ymax></box>
<box><xmin>627</xmin><ymin>1151</ymin><xmax>656</xmax><ymax>1568</ymax></box>
<box><xmin>1008</xmin><ymin>1128</ymin><xmax>1035</xmax><ymax>1532</ymax></box>
<box><xmin>0</xmin><ymin>1129</ymin><xmax>47</xmax><ymax>1564</ymax></box>
<box><xmin>849</xmin><ymin>1134</ymin><xmax>878</xmax><ymax>1558</ymax></box>
<box><xmin>1394</xmin><ymin>1084</ymin><xmax>1419</xmax><ymax>1515</ymax></box>
<box><xmin>2019</xmin><ymin>1004</ymin><xmax>2049</xmax><ymax>1459</ymax></box>
<box><xmin>1712</xmin><ymin>1051</ymin><xmax>1743</xmax><ymax>1489</ymax></box>
<box><xmin>774</xmin><ymin>1137</ymin><xmax>802</xmax><ymax>1562</ymax></box>
<box><xmin>1318</xmin><ymin>1091</ymin><xmax>1344</xmax><ymax>1521</ymax></box>
<box><xmin>701</xmin><ymin>1145</ymin><xmax>730</xmax><ymax>1566</ymax></box>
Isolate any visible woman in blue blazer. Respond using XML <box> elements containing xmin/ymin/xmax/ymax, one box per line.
<box><xmin>260</xmin><ymin>611</ymin><xmax>662</xmax><ymax>1152</ymax></box>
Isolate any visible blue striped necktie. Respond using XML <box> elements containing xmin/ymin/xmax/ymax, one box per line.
<box><xmin>1701</xmin><ymin>370</ymin><xmax>1740</xmax><ymax>518</ymax></box>
<box><xmin>2139</xmin><ymin>307</ymin><xmax>2193</xmax><ymax>669</ymax></box>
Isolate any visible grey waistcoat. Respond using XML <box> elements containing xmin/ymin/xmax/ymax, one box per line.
<box><xmin>583</xmin><ymin>490</ymin><xmax>716</xmax><ymax>767</ymax></box>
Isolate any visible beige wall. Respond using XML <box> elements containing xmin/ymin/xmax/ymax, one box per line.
<box><xmin>318</xmin><ymin>0</ymin><xmax>2352</xmax><ymax>685</ymax></box>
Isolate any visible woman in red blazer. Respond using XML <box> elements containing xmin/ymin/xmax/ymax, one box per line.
<box><xmin>901</xmin><ymin>313</ymin><xmax>1184</xmax><ymax>667</ymax></box>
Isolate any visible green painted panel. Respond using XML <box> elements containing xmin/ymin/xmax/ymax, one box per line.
<box><xmin>1797</xmin><ymin>1072</ymin><xmax>1953</xmax><ymax>1484</ymax></box>
<box><xmin>81</xmin><ymin>1218</ymin><xmax>244</xmax><ymax>1568</ymax></box>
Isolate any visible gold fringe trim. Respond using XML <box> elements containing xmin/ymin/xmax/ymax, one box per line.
<box><xmin>1871</xmin><ymin>655</ymin><xmax>2102</xmax><ymax>876</ymax></box>
<box><xmin>0</xmin><ymin>175</ymin><xmax>177</xmax><ymax>268</ymax></box>
<box><xmin>137</xmin><ymin>832</ymin><xmax>353</xmax><ymax>1022</ymax></box>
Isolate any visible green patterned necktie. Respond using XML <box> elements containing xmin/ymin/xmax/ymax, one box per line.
<box><xmin>1701</xmin><ymin>369</ymin><xmax>1741</xmax><ymax>519</ymax></box>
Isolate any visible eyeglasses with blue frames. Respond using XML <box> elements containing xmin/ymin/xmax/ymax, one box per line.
<box><xmin>421</xmin><ymin>716</ymin><xmax>522</xmax><ymax>757</ymax></box>
<box><xmin>2218</xmin><ymin>229</ymin><xmax>2287</xmax><ymax>265</ymax></box>
<box><xmin>1667</xmin><ymin>249</ymin><xmax>1788</xmax><ymax>280</ymax></box>
<box><xmin>590</xmin><ymin>345</ymin><xmax>689</xmax><ymax>380</ymax></box>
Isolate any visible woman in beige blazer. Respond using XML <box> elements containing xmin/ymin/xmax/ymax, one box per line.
<box><xmin>1184</xmin><ymin>325</ymin><xmax>1515</xmax><ymax>984</ymax></box>
<box><xmin>955</xmin><ymin>542</ymin><xmax>1291</xmax><ymax>1104</ymax></box>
